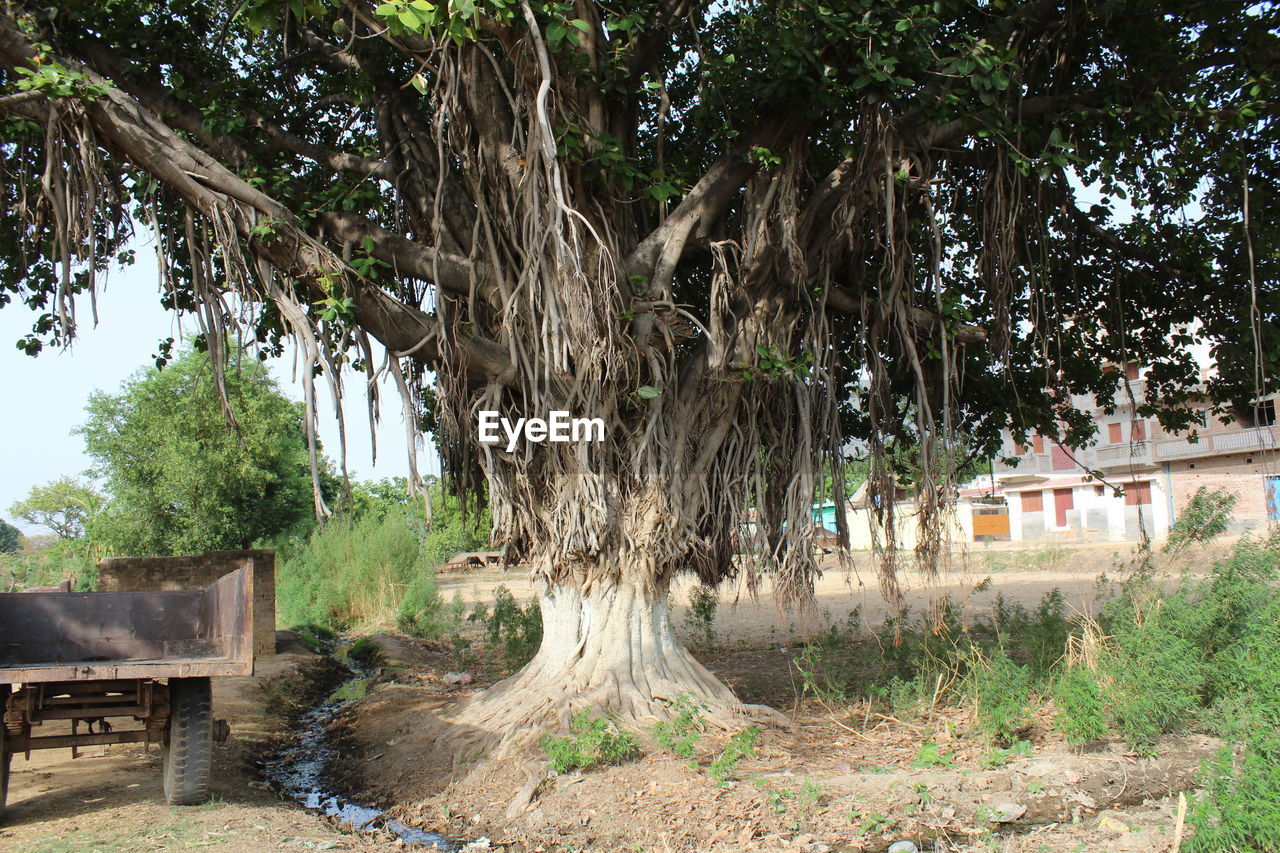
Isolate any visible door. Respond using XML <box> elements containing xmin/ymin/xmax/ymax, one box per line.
<box><xmin>1053</xmin><ymin>488</ymin><xmax>1074</xmax><ymax>528</ymax></box>
<box><xmin>1268</xmin><ymin>476</ymin><xmax>1280</xmax><ymax>521</ymax></box>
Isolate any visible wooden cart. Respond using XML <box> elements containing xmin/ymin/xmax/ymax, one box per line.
<box><xmin>0</xmin><ymin>566</ymin><xmax>254</xmax><ymax>818</ymax></box>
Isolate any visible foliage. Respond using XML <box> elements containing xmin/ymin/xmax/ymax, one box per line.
<box><xmin>277</xmin><ymin>505</ymin><xmax>437</xmax><ymax>631</ymax></box>
<box><xmin>683</xmin><ymin>584</ymin><xmax>719</xmax><ymax>650</ymax></box>
<box><xmin>540</xmin><ymin>710</ymin><xmax>640</xmax><ymax>773</ymax></box>
<box><xmin>1186</xmin><ymin>734</ymin><xmax>1280</xmax><ymax>853</ymax></box>
<box><xmin>1165</xmin><ymin>488</ymin><xmax>1239</xmax><ymax>553</ymax></box>
<box><xmin>966</xmin><ymin>648</ymin><xmax>1032</xmax><ymax>746</ymax></box>
<box><xmin>9</xmin><ymin>476</ymin><xmax>103</xmax><ymax>540</ymax></box>
<box><xmin>468</xmin><ymin>585</ymin><xmax>543</xmax><ymax>668</ymax></box>
<box><xmin>0</xmin><ymin>518</ymin><xmax>19</xmax><ymax>553</ymax></box>
<box><xmin>79</xmin><ymin>345</ymin><xmax>322</xmax><ymax>556</ymax></box>
<box><xmin>979</xmin><ymin>739</ymin><xmax>1032</xmax><ymax>770</ymax></box>
<box><xmin>1052</xmin><ymin>665</ymin><xmax>1109</xmax><ymax>748</ymax></box>
<box><xmin>0</xmin><ymin>535</ymin><xmax>98</xmax><ymax>592</ymax></box>
<box><xmin>912</xmin><ymin>740</ymin><xmax>954</xmax><ymax>769</ymax></box>
<box><xmin>652</xmin><ymin>693</ymin><xmax>706</xmax><ymax>760</ymax></box>
<box><xmin>707</xmin><ymin>726</ymin><xmax>762</xmax><ymax>785</ymax></box>
<box><xmin>3</xmin><ymin>0</ymin><xmax>1276</xmax><ymax>687</ymax></box>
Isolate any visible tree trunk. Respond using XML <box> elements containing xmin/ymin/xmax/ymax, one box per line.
<box><xmin>443</xmin><ymin>570</ymin><xmax>749</xmax><ymax>752</ymax></box>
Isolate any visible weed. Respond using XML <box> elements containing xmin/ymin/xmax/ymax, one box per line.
<box><xmin>471</xmin><ymin>585</ymin><xmax>542</xmax><ymax>668</ymax></box>
<box><xmin>980</xmin><ymin>739</ymin><xmax>1032</xmax><ymax>769</ymax></box>
<box><xmin>684</xmin><ymin>584</ymin><xmax>719</xmax><ymax>649</ymax></box>
<box><xmin>652</xmin><ymin>693</ymin><xmax>705</xmax><ymax>759</ymax></box>
<box><xmin>1027</xmin><ymin>780</ymin><xmax>1045</xmax><ymax>795</ymax></box>
<box><xmin>855</xmin><ymin>810</ymin><xmax>892</xmax><ymax>836</ymax></box>
<box><xmin>967</xmin><ymin>648</ymin><xmax>1032</xmax><ymax>746</ymax></box>
<box><xmin>707</xmin><ymin>725</ymin><xmax>762</xmax><ymax>784</ymax></box>
<box><xmin>1053</xmin><ymin>665</ymin><xmax>1108</xmax><ymax>747</ymax></box>
<box><xmin>912</xmin><ymin>740</ymin><xmax>954</xmax><ymax>768</ymax></box>
<box><xmin>540</xmin><ymin>709</ymin><xmax>640</xmax><ymax>773</ymax></box>
<box><xmin>1186</xmin><ymin>732</ymin><xmax>1280</xmax><ymax>852</ymax></box>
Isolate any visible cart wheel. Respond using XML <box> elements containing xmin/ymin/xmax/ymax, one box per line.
<box><xmin>1</xmin><ymin>685</ymin><xmax>10</xmax><ymax>822</ymax></box>
<box><xmin>162</xmin><ymin>677</ymin><xmax>213</xmax><ymax>806</ymax></box>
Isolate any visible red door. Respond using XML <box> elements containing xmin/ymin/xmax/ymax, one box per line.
<box><xmin>1053</xmin><ymin>488</ymin><xmax>1074</xmax><ymax>527</ymax></box>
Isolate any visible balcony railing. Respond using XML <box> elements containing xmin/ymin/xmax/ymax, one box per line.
<box><xmin>1151</xmin><ymin>426</ymin><xmax>1279</xmax><ymax>461</ymax></box>
<box><xmin>1094</xmin><ymin>441</ymin><xmax>1153</xmax><ymax>469</ymax></box>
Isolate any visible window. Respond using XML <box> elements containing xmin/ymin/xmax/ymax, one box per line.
<box><xmin>1032</xmin><ymin>434</ymin><xmax>1046</xmax><ymax>454</ymax></box>
<box><xmin>1108</xmin><ymin>423</ymin><xmax>1122</xmax><ymax>443</ymax></box>
<box><xmin>1257</xmin><ymin>399</ymin><xmax>1277</xmax><ymax>427</ymax></box>
<box><xmin>1013</xmin><ymin>442</ymin><xmax>1027</xmax><ymax>456</ymax></box>
<box><xmin>1094</xmin><ymin>485</ymin><xmax>1105</xmax><ymax>497</ymax></box>
<box><xmin>1021</xmin><ymin>491</ymin><xmax>1044</xmax><ymax>513</ymax></box>
<box><xmin>1125</xmin><ymin>361</ymin><xmax>1141</xmax><ymax>380</ymax></box>
<box><xmin>1124</xmin><ymin>481</ymin><xmax>1153</xmax><ymax>506</ymax></box>
<box><xmin>1131</xmin><ymin>419</ymin><xmax>1147</xmax><ymax>441</ymax></box>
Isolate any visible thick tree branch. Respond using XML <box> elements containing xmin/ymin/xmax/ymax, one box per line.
<box><xmin>0</xmin><ymin>16</ymin><xmax>511</xmax><ymax>382</ymax></box>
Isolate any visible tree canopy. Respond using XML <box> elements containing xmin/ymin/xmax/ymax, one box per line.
<box><xmin>0</xmin><ymin>517</ymin><xmax>19</xmax><ymax>553</ymax></box>
<box><xmin>79</xmin><ymin>344</ymin><xmax>324</xmax><ymax>556</ymax></box>
<box><xmin>9</xmin><ymin>475</ymin><xmax>102</xmax><ymax>540</ymax></box>
<box><xmin>2</xmin><ymin>0</ymin><xmax>1277</xmax><ymax>732</ymax></box>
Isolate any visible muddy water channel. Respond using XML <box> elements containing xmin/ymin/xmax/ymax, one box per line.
<box><xmin>262</xmin><ymin>654</ymin><xmax>460</xmax><ymax>850</ymax></box>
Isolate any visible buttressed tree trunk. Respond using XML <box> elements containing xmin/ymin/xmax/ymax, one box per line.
<box><xmin>3</xmin><ymin>2</ymin><xmax>1275</xmax><ymax>747</ymax></box>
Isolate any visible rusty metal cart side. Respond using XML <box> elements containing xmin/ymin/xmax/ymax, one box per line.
<box><xmin>0</xmin><ymin>564</ymin><xmax>254</xmax><ymax>817</ymax></box>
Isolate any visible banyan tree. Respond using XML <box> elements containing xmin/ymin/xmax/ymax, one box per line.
<box><xmin>2</xmin><ymin>0</ymin><xmax>1277</xmax><ymax>740</ymax></box>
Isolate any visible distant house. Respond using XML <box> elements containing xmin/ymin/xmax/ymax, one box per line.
<box><xmin>993</xmin><ymin>362</ymin><xmax>1280</xmax><ymax>542</ymax></box>
<box><xmin>841</xmin><ymin>481</ymin><xmax>1009</xmax><ymax>550</ymax></box>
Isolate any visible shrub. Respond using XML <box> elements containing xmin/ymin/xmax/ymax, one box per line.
<box><xmin>470</xmin><ymin>585</ymin><xmax>543</xmax><ymax>668</ymax></box>
<box><xmin>683</xmin><ymin>584</ymin><xmax>718</xmax><ymax>649</ymax></box>
<box><xmin>540</xmin><ymin>710</ymin><xmax>640</xmax><ymax>773</ymax></box>
<box><xmin>707</xmin><ymin>725</ymin><xmax>762</xmax><ymax>784</ymax></box>
<box><xmin>277</xmin><ymin>506</ymin><xmax>438</xmax><ymax>632</ymax></box>
<box><xmin>1186</xmin><ymin>734</ymin><xmax>1280</xmax><ymax>853</ymax></box>
<box><xmin>1053</xmin><ymin>665</ymin><xmax>1108</xmax><ymax>747</ymax></box>
<box><xmin>1165</xmin><ymin>487</ymin><xmax>1238</xmax><ymax>553</ymax></box>
<box><xmin>967</xmin><ymin>649</ymin><xmax>1032</xmax><ymax>746</ymax></box>
<box><xmin>652</xmin><ymin>693</ymin><xmax>706</xmax><ymax>759</ymax></box>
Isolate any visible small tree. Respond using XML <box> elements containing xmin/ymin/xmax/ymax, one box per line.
<box><xmin>0</xmin><ymin>518</ymin><xmax>20</xmax><ymax>553</ymax></box>
<box><xmin>10</xmin><ymin>476</ymin><xmax>103</xmax><ymax>540</ymax></box>
<box><xmin>79</xmin><ymin>345</ymin><xmax>322</xmax><ymax>556</ymax></box>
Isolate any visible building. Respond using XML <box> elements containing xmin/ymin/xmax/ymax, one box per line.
<box><xmin>992</xmin><ymin>365</ymin><xmax>1280</xmax><ymax>543</ymax></box>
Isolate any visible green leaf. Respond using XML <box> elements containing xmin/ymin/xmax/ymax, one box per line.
<box><xmin>635</xmin><ymin>385</ymin><xmax>661</xmax><ymax>400</ymax></box>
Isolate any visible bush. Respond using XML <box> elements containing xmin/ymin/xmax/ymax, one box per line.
<box><xmin>277</xmin><ymin>506</ymin><xmax>438</xmax><ymax>632</ymax></box>
<box><xmin>1165</xmin><ymin>487</ymin><xmax>1238</xmax><ymax>553</ymax></box>
<box><xmin>966</xmin><ymin>648</ymin><xmax>1032</xmax><ymax>746</ymax></box>
<box><xmin>540</xmin><ymin>710</ymin><xmax>640</xmax><ymax>773</ymax></box>
<box><xmin>683</xmin><ymin>584</ymin><xmax>718</xmax><ymax>649</ymax></box>
<box><xmin>1187</xmin><ymin>734</ymin><xmax>1280</xmax><ymax>853</ymax></box>
<box><xmin>1053</xmin><ymin>665</ymin><xmax>1108</xmax><ymax>747</ymax></box>
<box><xmin>470</xmin><ymin>585</ymin><xmax>542</xmax><ymax>668</ymax></box>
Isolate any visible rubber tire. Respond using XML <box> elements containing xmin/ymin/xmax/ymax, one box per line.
<box><xmin>162</xmin><ymin>677</ymin><xmax>213</xmax><ymax>806</ymax></box>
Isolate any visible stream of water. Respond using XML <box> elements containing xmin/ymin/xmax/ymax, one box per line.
<box><xmin>262</xmin><ymin>662</ymin><xmax>461</xmax><ymax>850</ymax></box>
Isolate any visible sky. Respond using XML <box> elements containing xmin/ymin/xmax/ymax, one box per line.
<box><xmin>0</xmin><ymin>246</ymin><xmax>430</xmax><ymax>535</ymax></box>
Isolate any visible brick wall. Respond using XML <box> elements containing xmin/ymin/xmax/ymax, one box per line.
<box><xmin>1167</xmin><ymin>454</ymin><xmax>1278</xmax><ymax>531</ymax></box>
<box><xmin>97</xmin><ymin>549</ymin><xmax>276</xmax><ymax>658</ymax></box>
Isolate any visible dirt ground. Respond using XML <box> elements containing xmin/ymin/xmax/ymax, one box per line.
<box><xmin>439</xmin><ymin>539</ymin><xmax>1213</xmax><ymax>644</ymax></box>
<box><xmin>1</xmin><ymin>542</ymin><xmax>1234</xmax><ymax>852</ymax></box>
<box><xmin>0</xmin><ymin>645</ymin><xmax>386</xmax><ymax>853</ymax></box>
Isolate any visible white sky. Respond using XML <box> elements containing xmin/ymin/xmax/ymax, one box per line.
<box><xmin>0</xmin><ymin>248</ymin><xmax>428</xmax><ymax>535</ymax></box>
